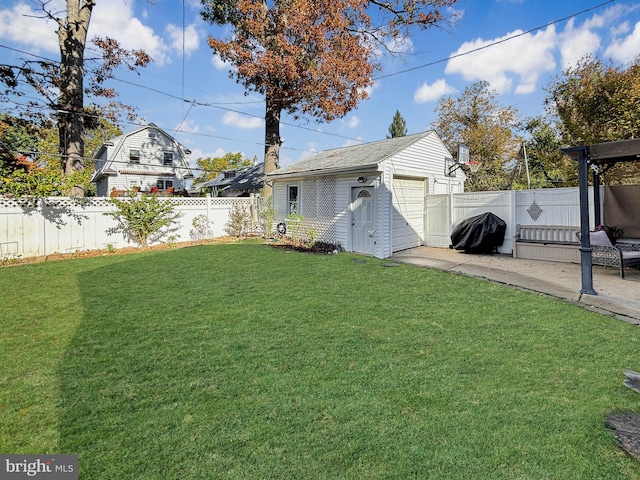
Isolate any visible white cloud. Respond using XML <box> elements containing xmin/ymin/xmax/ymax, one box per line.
<box><xmin>605</xmin><ymin>21</ymin><xmax>640</xmax><ymax>64</ymax></box>
<box><xmin>611</xmin><ymin>21</ymin><xmax>631</xmax><ymax>37</ymax></box>
<box><xmin>445</xmin><ymin>26</ymin><xmax>556</xmax><ymax>94</ymax></box>
<box><xmin>0</xmin><ymin>1</ymin><xmax>173</xmax><ymax>65</ymax></box>
<box><xmin>360</xmin><ymin>80</ymin><xmax>380</xmax><ymax>98</ymax></box>
<box><xmin>385</xmin><ymin>35</ymin><xmax>414</xmax><ymax>55</ymax></box>
<box><xmin>165</xmin><ymin>23</ymin><xmax>200</xmax><ymax>56</ymax></box>
<box><xmin>212</xmin><ymin>53</ymin><xmax>233</xmax><ymax>70</ymax></box>
<box><xmin>90</xmin><ymin>1</ymin><xmax>171</xmax><ymax>65</ymax></box>
<box><xmin>192</xmin><ymin>147</ymin><xmax>226</xmax><ymax>160</ymax></box>
<box><xmin>173</xmin><ymin>119</ymin><xmax>204</xmax><ymax>135</ymax></box>
<box><xmin>345</xmin><ymin>116</ymin><xmax>360</xmax><ymax>128</ymax></box>
<box><xmin>188</xmin><ymin>147</ymin><xmax>227</xmax><ymax>169</ymax></box>
<box><xmin>558</xmin><ymin>18</ymin><xmax>601</xmax><ymax>69</ymax></box>
<box><xmin>221</xmin><ymin>111</ymin><xmax>263</xmax><ymax>129</ymax></box>
<box><xmin>0</xmin><ymin>3</ymin><xmax>59</xmax><ymax>53</ymax></box>
<box><xmin>414</xmin><ymin>79</ymin><xmax>457</xmax><ymax>103</ymax></box>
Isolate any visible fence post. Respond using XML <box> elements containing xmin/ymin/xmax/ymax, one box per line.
<box><xmin>40</xmin><ymin>197</ymin><xmax>46</xmax><ymax>257</ymax></box>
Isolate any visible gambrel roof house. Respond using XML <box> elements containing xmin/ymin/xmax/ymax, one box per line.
<box><xmin>91</xmin><ymin>123</ymin><xmax>193</xmax><ymax>197</ymax></box>
<box><xmin>266</xmin><ymin>131</ymin><xmax>464</xmax><ymax>259</ymax></box>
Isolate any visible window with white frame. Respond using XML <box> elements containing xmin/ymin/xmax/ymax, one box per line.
<box><xmin>163</xmin><ymin>152</ymin><xmax>173</xmax><ymax>166</ymax></box>
<box><xmin>129</xmin><ymin>149</ymin><xmax>141</xmax><ymax>163</ymax></box>
<box><xmin>287</xmin><ymin>185</ymin><xmax>299</xmax><ymax>214</ymax></box>
<box><xmin>156</xmin><ymin>179</ymin><xmax>174</xmax><ymax>190</ymax></box>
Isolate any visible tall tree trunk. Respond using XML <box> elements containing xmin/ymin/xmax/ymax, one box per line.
<box><xmin>263</xmin><ymin>92</ymin><xmax>282</xmax><ymax>198</ymax></box>
<box><xmin>57</xmin><ymin>0</ymin><xmax>94</xmax><ymax>197</ymax></box>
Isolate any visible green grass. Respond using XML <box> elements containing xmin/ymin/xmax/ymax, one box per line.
<box><xmin>2</xmin><ymin>243</ymin><xmax>640</xmax><ymax>479</ymax></box>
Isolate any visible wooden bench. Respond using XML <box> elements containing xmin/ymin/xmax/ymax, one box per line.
<box><xmin>513</xmin><ymin>224</ymin><xmax>580</xmax><ymax>263</ymax></box>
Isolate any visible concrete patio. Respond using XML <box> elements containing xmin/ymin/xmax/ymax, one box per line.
<box><xmin>392</xmin><ymin>246</ymin><xmax>640</xmax><ymax>324</ymax></box>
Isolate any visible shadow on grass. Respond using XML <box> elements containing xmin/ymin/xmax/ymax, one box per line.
<box><xmin>57</xmin><ymin>244</ymin><xmax>640</xmax><ymax>479</ymax></box>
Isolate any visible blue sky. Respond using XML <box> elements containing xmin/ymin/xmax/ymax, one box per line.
<box><xmin>1</xmin><ymin>0</ymin><xmax>639</xmax><ymax>169</ymax></box>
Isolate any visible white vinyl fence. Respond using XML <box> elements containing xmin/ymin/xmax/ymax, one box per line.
<box><xmin>425</xmin><ymin>186</ymin><xmax>600</xmax><ymax>254</ymax></box>
<box><xmin>1</xmin><ymin>187</ymin><xmax>600</xmax><ymax>260</ymax></box>
<box><xmin>0</xmin><ymin>195</ymin><xmax>258</xmax><ymax>259</ymax></box>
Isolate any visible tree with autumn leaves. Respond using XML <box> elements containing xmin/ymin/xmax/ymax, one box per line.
<box><xmin>201</xmin><ymin>0</ymin><xmax>458</xmax><ymax>194</ymax></box>
<box><xmin>432</xmin><ymin>81</ymin><xmax>521</xmax><ymax>191</ymax></box>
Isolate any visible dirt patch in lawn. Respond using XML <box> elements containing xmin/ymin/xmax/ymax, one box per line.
<box><xmin>606</xmin><ymin>412</ymin><xmax>640</xmax><ymax>462</ymax></box>
<box><xmin>0</xmin><ymin>237</ymin><xmax>240</xmax><ymax>267</ymax></box>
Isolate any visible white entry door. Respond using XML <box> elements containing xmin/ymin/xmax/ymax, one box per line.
<box><xmin>351</xmin><ymin>187</ymin><xmax>374</xmax><ymax>255</ymax></box>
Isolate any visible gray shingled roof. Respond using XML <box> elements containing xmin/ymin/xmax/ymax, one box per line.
<box><xmin>225</xmin><ymin>162</ymin><xmax>264</xmax><ymax>191</ymax></box>
<box><xmin>268</xmin><ymin>131</ymin><xmax>433</xmax><ymax>177</ymax></box>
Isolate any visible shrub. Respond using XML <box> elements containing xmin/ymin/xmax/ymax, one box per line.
<box><xmin>224</xmin><ymin>203</ymin><xmax>251</xmax><ymax>237</ymax></box>
<box><xmin>190</xmin><ymin>215</ymin><xmax>214</xmax><ymax>244</ymax></box>
<box><xmin>104</xmin><ymin>192</ymin><xmax>181</xmax><ymax>248</ymax></box>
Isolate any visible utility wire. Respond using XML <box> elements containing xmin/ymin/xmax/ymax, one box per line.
<box><xmin>0</xmin><ymin>0</ymin><xmax>617</xmax><ymax>147</ymax></box>
<box><xmin>375</xmin><ymin>0</ymin><xmax>616</xmax><ymax>80</ymax></box>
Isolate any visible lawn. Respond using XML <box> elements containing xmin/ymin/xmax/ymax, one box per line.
<box><xmin>1</xmin><ymin>243</ymin><xmax>640</xmax><ymax>479</ymax></box>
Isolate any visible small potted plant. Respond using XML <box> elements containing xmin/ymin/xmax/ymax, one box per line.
<box><xmin>596</xmin><ymin>224</ymin><xmax>624</xmax><ymax>243</ymax></box>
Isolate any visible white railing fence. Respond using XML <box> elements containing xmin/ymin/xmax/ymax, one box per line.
<box><xmin>0</xmin><ymin>196</ymin><xmax>258</xmax><ymax>259</ymax></box>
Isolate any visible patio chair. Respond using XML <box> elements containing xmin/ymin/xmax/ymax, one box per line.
<box><xmin>588</xmin><ymin>230</ymin><xmax>640</xmax><ymax>279</ymax></box>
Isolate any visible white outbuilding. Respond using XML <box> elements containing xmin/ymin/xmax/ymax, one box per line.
<box><xmin>266</xmin><ymin>130</ymin><xmax>465</xmax><ymax>258</ymax></box>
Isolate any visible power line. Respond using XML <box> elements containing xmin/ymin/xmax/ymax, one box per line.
<box><xmin>0</xmin><ymin>0</ymin><xmax>617</xmax><ymax>148</ymax></box>
<box><xmin>0</xmin><ymin>42</ymin><xmax>364</xmax><ymax>144</ymax></box>
<box><xmin>375</xmin><ymin>0</ymin><xmax>616</xmax><ymax>80</ymax></box>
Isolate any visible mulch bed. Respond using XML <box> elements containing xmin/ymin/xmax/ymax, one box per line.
<box><xmin>270</xmin><ymin>241</ymin><xmax>342</xmax><ymax>254</ymax></box>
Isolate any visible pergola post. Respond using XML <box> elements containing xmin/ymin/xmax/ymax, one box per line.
<box><xmin>563</xmin><ymin>138</ymin><xmax>640</xmax><ymax>295</ymax></box>
<box><xmin>577</xmin><ymin>148</ymin><xmax>597</xmax><ymax>295</ymax></box>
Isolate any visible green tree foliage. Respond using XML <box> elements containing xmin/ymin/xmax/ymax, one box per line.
<box><xmin>545</xmin><ymin>55</ymin><xmax>640</xmax><ymax>184</ymax></box>
<box><xmin>387</xmin><ymin>110</ymin><xmax>407</xmax><ymax>138</ymax></box>
<box><xmin>518</xmin><ymin>116</ymin><xmax>577</xmax><ymax>188</ymax></box>
<box><xmin>105</xmin><ymin>192</ymin><xmax>180</xmax><ymax>248</ymax></box>
<box><xmin>201</xmin><ymin>0</ymin><xmax>458</xmax><ymax>194</ymax></box>
<box><xmin>0</xmin><ymin>116</ymin><xmax>121</xmax><ymax>197</ymax></box>
<box><xmin>0</xmin><ymin>115</ymin><xmax>66</xmax><ymax>196</ymax></box>
<box><xmin>0</xmin><ymin>114</ymin><xmax>45</xmax><ymax>178</ymax></box>
<box><xmin>432</xmin><ymin>81</ymin><xmax>521</xmax><ymax>191</ymax></box>
<box><xmin>192</xmin><ymin>152</ymin><xmax>253</xmax><ymax>185</ymax></box>
<box><xmin>546</xmin><ymin>55</ymin><xmax>640</xmax><ymax>145</ymax></box>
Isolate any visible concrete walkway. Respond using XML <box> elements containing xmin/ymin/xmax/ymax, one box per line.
<box><xmin>391</xmin><ymin>246</ymin><xmax>640</xmax><ymax>324</ymax></box>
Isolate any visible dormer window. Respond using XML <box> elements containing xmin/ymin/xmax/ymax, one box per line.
<box><xmin>129</xmin><ymin>149</ymin><xmax>141</xmax><ymax>164</ymax></box>
<box><xmin>224</xmin><ymin>171</ymin><xmax>236</xmax><ymax>179</ymax></box>
<box><xmin>163</xmin><ymin>152</ymin><xmax>174</xmax><ymax>166</ymax></box>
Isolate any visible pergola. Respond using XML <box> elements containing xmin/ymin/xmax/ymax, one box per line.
<box><xmin>562</xmin><ymin>138</ymin><xmax>640</xmax><ymax>295</ymax></box>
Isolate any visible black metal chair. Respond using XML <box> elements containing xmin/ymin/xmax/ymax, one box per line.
<box><xmin>588</xmin><ymin>230</ymin><xmax>640</xmax><ymax>279</ymax></box>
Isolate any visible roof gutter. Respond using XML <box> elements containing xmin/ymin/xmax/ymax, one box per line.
<box><xmin>266</xmin><ymin>163</ymin><xmax>381</xmax><ymax>180</ymax></box>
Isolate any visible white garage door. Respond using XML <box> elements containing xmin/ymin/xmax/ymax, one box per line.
<box><xmin>392</xmin><ymin>177</ymin><xmax>425</xmax><ymax>252</ymax></box>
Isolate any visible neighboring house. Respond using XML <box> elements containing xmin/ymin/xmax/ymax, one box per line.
<box><xmin>91</xmin><ymin>123</ymin><xmax>193</xmax><ymax>197</ymax></box>
<box><xmin>266</xmin><ymin>131</ymin><xmax>464</xmax><ymax>259</ymax></box>
<box><xmin>223</xmin><ymin>162</ymin><xmax>264</xmax><ymax>197</ymax></box>
<box><xmin>202</xmin><ymin>162</ymin><xmax>264</xmax><ymax>197</ymax></box>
